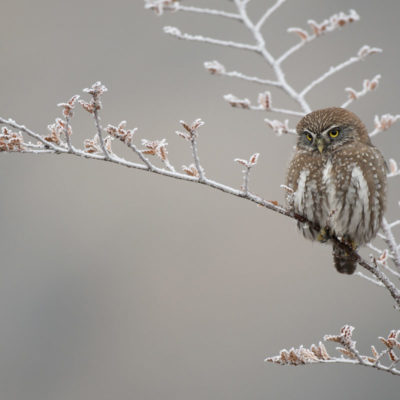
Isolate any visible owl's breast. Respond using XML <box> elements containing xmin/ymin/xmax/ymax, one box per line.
<box><xmin>320</xmin><ymin>150</ymin><xmax>381</xmax><ymax>243</ymax></box>
<box><xmin>287</xmin><ymin>150</ymin><xmax>377</xmax><ymax>243</ymax></box>
<box><xmin>287</xmin><ymin>152</ymin><xmax>326</xmax><ymax>239</ymax></box>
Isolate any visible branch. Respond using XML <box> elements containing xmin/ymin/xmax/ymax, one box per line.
<box><xmin>355</xmin><ymin>271</ymin><xmax>385</xmax><ymax>288</ymax></box>
<box><xmin>264</xmin><ymin>118</ymin><xmax>296</xmax><ymax>136</ymax></box>
<box><xmin>223</xmin><ymin>93</ymin><xmax>305</xmax><ymax>117</ymax></box>
<box><xmin>157</xmin><ymin>0</ymin><xmax>311</xmax><ymax>115</ymax></box>
<box><xmin>163</xmin><ymin>26</ymin><xmax>260</xmax><ymax>52</ymax></box>
<box><xmin>382</xmin><ymin>218</ymin><xmax>400</xmax><ymax>272</ymax></box>
<box><xmin>57</xmin><ymin>95</ymin><xmax>79</xmax><ymax>152</ymax></box>
<box><xmin>235</xmin><ymin>153</ymin><xmax>260</xmax><ymax>196</ymax></box>
<box><xmin>341</xmin><ymin>74</ymin><xmax>381</xmax><ymax>108</ymax></box>
<box><xmin>151</xmin><ymin>3</ymin><xmax>382</xmax><ymax>121</ymax></box>
<box><xmin>233</xmin><ymin>0</ymin><xmax>311</xmax><ymax>113</ymax></box>
<box><xmin>1</xmin><ymin>82</ymin><xmax>399</xmax><ymax>308</ymax></box>
<box><xmin>266</xmin><ymin>325</ymin><xmax>400</xmax><ymax>377</ymax></box>
<box><xmin>277</xmin><ymin>9</ymin><xmax>360</xmax><ymax>65</ymax></box>
<box><xmin>173</xmin><ymin>4</ymin><xmax>241</xmax><ymax>20</ymax></box>
<box><xmin>80</xmin><ymin>82</ymin><xmax>110</xmax><ymax>159</ymax></box>
<box><xmin>370</xmin><ymin>114</ymin><xmax>400</xmax><ymax>137</ymax></box>
<box><xmin>177</xmin><ymin>119</ymin><xmax>205</xmax><ymax>181</ymax></box>
<box><xmin>300</xmin><ymin>46</ymin><xmax>382</xmax><ymax>98</ymax></box>
<box><xmin>144</xmin><ymin>1</ymin><xmax>241</xmax><ymax>20</ymax></box>
<box><xmin>204</xmin><ymin>60</ymin><xmax>281</xmax><ymax>87</ymax></box>
<box><xmin>255</xmin><ymin>0</ymin><xmax>286</xmax><ymax>31</ymax></box>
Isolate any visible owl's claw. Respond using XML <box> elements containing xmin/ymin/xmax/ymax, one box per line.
<box><xmin>317</xmin><ymin>228</ymin><xmax>331</xmax><ymax>243</ymax></box>
<box><xmin>348</xmin><ymin>240</ymin><xmax>357</xmax><ymax>251</ymax></box>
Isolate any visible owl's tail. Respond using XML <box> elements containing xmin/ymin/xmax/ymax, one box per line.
<box><xmin>332</xmin><ymin>243</ymin><xmax>357</xmax><ymax>274</ymax></box>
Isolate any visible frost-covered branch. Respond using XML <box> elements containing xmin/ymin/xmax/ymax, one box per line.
<box><xmin>255</xmin><ymin>0</ymin><xmax>286</xmax><ymax>31</ymax></box>
<box><xmin>153</xmin><ymin>2</ymin><xmax>382</xmax><ymax>119</ymax></box>
<box><xmin>233</xmin><ymin>0</ymin><xmax>310</xmax><ymax>114</ymax></box>
<box><xmin>264</xmin><ymin>118</ymin><xmax>296</xmax><ymax>136</ymax></box>
<box><xmin>1</xmin><ymin>81</ymin><xmax>399</xmax><ymax>309</ymax></box>
<box><xmin>300</xmin><ymin>46</ymin><xmax>381</xmax><ymax>98</ymax></box>
<box><xmin>235</xmin><ymin>153</ymin><xmax>260</xmax><ymax>196</ymax></box>
<box><xmin>176</xmin><ymin>119</ymin><xmax>205</xmax><ymax>181</ymax></box>
<box><xmin>266</xmin><ymin>326</ymin><xmax>400</xmax><ymax>377</ymax></box>
<box><xmin>277</xmin><ymin>9</ymin><xmax>360</xmax><ymax>65</ymax></box>
<box><xmin>341</xmin><ymin>75</ymin><xmax>381</xmax><ymax>108</ymax></box>
<box><xmin>163</xmin><ymin>26</ymin><xmax>260</xmax><ymax>52</ymax></box>
<box><xmin>171</xmin><ymin>4</ymin><xmax>242</xmax><ymax>20</ymax></box>
<box><xmin>204</xmin><ymin>60</ymin><xmax>281</xmax><ymax>87</ymax></box>
<box><xmin>382</xmin><ymin>218</ymin><xmax>400</xmax><ymax>272</ymax></box>
<box><xmin>355</xmin><ymin>271</ymin><xmax>385</xmax><ymax>287</ymax></box>
<box><xmin>223</xmin><ymin>93</ymin><xmax>304</xmax><ymax>116</ymax></box>
<box><xmin>156</xmin><ymin>0</ymin><xmax>311</xmax><ymax>115</ymax></box>
<box><xmin>369</xmin><ymin>114</ymin><xmax>400</xmax><ymax>137</ymax></box>
<box><xmin>144</xmin><ymin>0</ymin><xmax>241</xmax><ymax>19</ymax></box>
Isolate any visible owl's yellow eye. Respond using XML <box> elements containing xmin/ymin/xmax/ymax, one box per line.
<box><xmin>329</xmin><ymin>129</ymin><xmax>340</xmax><ymax>138</ymax></box>
<box><xmin>306</xmin><ymin>133</ymin><xmax>313</xmax><ymax>141</ymax></box>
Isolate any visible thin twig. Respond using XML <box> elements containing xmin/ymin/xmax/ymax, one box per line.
<box><xmin>127</xmin><ymin>141</ymin><xmax>154</xmax><ymax>171</ymax></box>
<box><xmin>300</xmin><ymin>56</ymin><xmax>361</xmax><ymax>97</ymax></box>
<box><xmin>175</xmin><ymin>5</ymin><xmax>241</xmax><ymax>20</ymax></box>
<box><xmin>221</xmin><ymin>70</ymin><xmax>281</xmax><ymax>87</ymax></box>
<box><xmin>355</xmin><ymin>272</ymin><xmax>385</xmax><ymax>287</ymax></box>
<box><xmin>93</xmin><ymin>107</ymin><xmax>110</xmax><ymax>160</ymax></box>
<box><xmin>190</xmin><ymin>136</ymin><xmax>204</xmax><ymax>181</ymax></box>
<box><xmin>163</xmin><ymin>26</ymin><xmax>260</xmax><ymax>52</ymax></box>
<box><xmin>249</xmin><ymin>104</ymin><xmax>305</xmax><ymax>116</ymax></box>
<box><xmin>382</xmin><ymin>218</ymin><xmax>400</xmax><ymax>272</ymax></box>
<box><xmin>276</xmin><ymin>38</ymin><xmax>309</xmax><ymax>65</ymax></box>
<box><xmin>255</xmin><ymin>0</ymin><xmax>286</xmax><ymax>31</ymax></box>
<box><xmin>64</xmin><ymin>115</ymin><xmax>73</xmax><ymax>152</ymax></box>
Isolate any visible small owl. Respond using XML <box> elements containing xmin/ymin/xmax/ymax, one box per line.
<box><xmin>286</xmin><ymin>107</ymin><xmax>387</xmax><ymax>274</ymax></box>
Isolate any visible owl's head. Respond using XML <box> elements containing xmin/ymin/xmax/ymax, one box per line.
<box><xmin>296</xmin><ymin>107</ymin><xmax>370</xmax><ymax>153</ymax></box>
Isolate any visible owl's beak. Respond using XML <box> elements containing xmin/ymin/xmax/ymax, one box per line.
<box><xmin>316</xmin><ymin>138</ymin><xmax>324</xmax><ymax>153</ymax></box>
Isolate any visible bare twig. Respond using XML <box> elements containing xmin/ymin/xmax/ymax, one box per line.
<box><xmin>235</xmin><ymin>153</ymin><xmax>260</xmax><ymax>196</ymax></box>
<box><xmin>174</xmin><ymin>4</ymin><xmax>241</xmax><ymax>20</ymax></box>
<box><xmin>355</xmin><ymin>271</ymin><xmax>385</xmax><ymax>287</ymax></box>
<box><xmin>145</xmin><ymin>1</ymin><xmax>241</xmax><ymax>20</ymax></box>
<box><xmin>382</xmin><ymin>218</ymin><xmax>400</xmax><ymax>272</ymax></box>
<box><xmin>300</xmin><ymin>47</ymin><xmax>381</xmax><ymax>98</ymax></box>
<box><xmin>255</xmin><ymin>0</ymin><xmax>286</xmax><ymax>31</ymax></box>
<box><xmin>204</xmin><ymin>60</ymin><xmax>281</xmax><ymax>87</ymax></box>
<box><xmin>163</xmin><ymin>26</ymin><xmax>260</xmax><ymax>52</ymax></box>
<box><xmin>223</xmin><ymin>93</ymin><xmax>305</xmax><ymax>117</ymax></box>
<box><xmin>341</xmin><ymin>75</ymin><xmax>381</xmax><ymax>108</ymax></box>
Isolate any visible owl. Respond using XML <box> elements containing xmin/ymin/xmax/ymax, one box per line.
<box><xmin>286</xmin><ymin>107</ymin><xmax>387</xmax><ymax>274</ymax></box>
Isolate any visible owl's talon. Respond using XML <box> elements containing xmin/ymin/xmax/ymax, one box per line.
<box><xmin>348</xmin><ymin>240</ymin><xmax>357</xmax><ymax>251</ymax></box>
<box><xmin>317</xmin><ymin>228</ymin><xmax>331</xmax><ymax>243</ymax></box>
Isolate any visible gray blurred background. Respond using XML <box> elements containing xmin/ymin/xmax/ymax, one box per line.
<box><xmin>1</xmin><ymin>0</ymin><xmax>399</xmax><ymax>399</ymax></box>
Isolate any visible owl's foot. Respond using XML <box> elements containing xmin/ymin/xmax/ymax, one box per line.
<box><xmin>317</xmin><ymin>227</ymin><xmax>331</xmax><ymax>243</ymax></box>
<box><xmin>349</xmin><ymin>240</ymin><xmax>357</xmax><ymax>251</ymax></box>
<box><xmin>341</xmin><ymin>236</ymin><xmax>358</xmax><ymax>251</ymax></box>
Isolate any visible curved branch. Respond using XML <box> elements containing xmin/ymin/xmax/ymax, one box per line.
<box><xmin>1</xmin><ymin>113</ymin><xmax>399</xmax><ymax>307</ymax></box>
